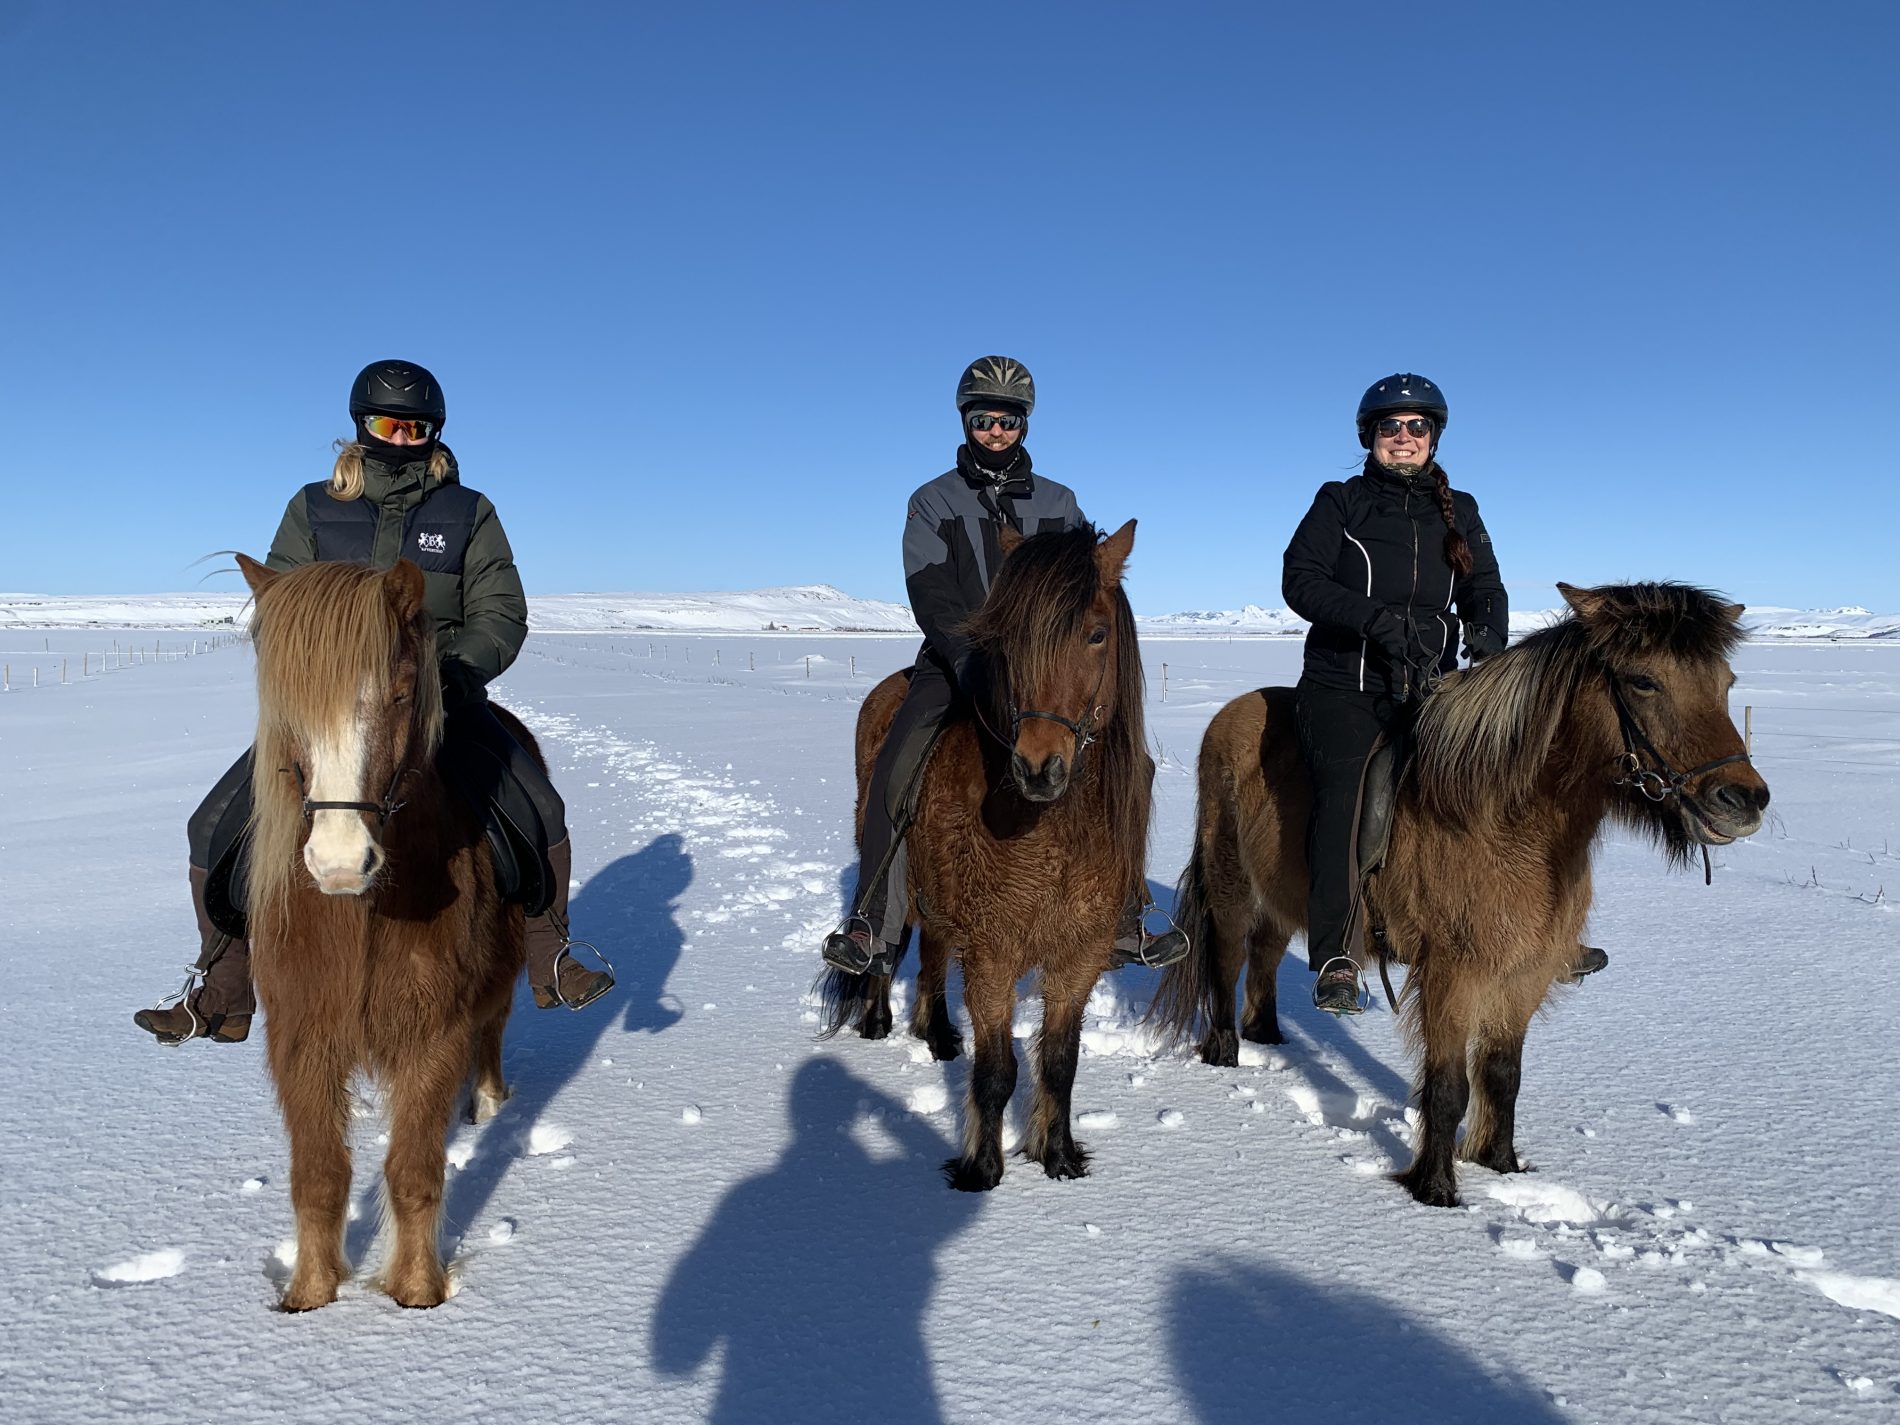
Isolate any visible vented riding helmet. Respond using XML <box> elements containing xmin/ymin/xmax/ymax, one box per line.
<box><xmin>1356</xmin><ymin>372</ymin><xmax>1447</xmax><ymax>449</ymax></box>
<box><xmin>349</xmin><ymin>360</ymin><xmax>447</xmax><ymax>427</ymax></box>
<box><xmin>956</xmin><ymin>355</ymin><xmax>1036</xmax><ymax>415</ymax></box>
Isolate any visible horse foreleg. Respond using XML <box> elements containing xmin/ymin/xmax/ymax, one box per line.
<box><xmin>1240</xmin><ymin>916</ymin><xmax>1291</xmax><ymax>1048</ymax></box>
<box><xmin>381</xmin><ymin>1034</ymin><xmax>468</xmax><ymax>1308</ymax></box>
<box><xmin>909</xmin><ymin>924</ymin><xmax>962</xmax><ymax>1061</ymax></box>
<box><xmin>1024</xmin><ymin>968</ymin><xmax>1092</xmax><ymax>1180</ymax></box>
<box><xmin>1394</xmin><ymin>963</ymin><xmax>1472</xmax><ymax>1208</ymax></box>
<box><xmin>1461</xmin><ymin>981</ymin><xmax>1541</xmax><ymax>1174</ymax></box>
<box><xmin>946</xmin><ymin>961</ymin><xmax>1016</xmax><ymax>1192</ymax></box>
<box><xmin>271</xmin><ymin>1031</ymin><xmax>353</xmax><ymax>1312</ymax></box>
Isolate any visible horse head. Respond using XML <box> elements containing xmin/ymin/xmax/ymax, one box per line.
<box><xmin>965</xmin><ymin>520</ymin><xmax>1137</xmax><ymax>803</ymax></box>
<box><xmin>238</xmin><ymin>554</ymin><xmax>443</xmax><ymax>901</ymax></box>
<box><xmin>1558</xmin><ymin>581</ymin><xmax>1771</xmax><ymax>847</ymax></box>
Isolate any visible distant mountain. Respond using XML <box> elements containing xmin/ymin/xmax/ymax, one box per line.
<box><xmin>2</xmin><ymin>589</ymin><xmax>1896</xmax><ymax>641</ymax></box>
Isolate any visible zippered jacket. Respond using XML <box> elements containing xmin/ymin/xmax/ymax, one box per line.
<box><xmin>902</xmin><ymin>446</ymin><xmax>1087</xmax><ymax>687</ymax></box>
<box><xmin>1281</xmin><ymin>461</ymin><xmax>1507</xmax><ymax>696</ymax></box>
<box><xmin>264</xmin><ymin>446</ymin><xmax>529</xmax><ymax>696</ymax></box>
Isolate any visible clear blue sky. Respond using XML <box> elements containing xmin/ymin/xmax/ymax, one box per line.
<box><xmin>3</xmin><ymin>2</ymin><xmax>1893</xmax><ymax>612</ymax></box>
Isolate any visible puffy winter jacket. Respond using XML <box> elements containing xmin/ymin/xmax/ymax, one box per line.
<box><xmin>265</xmin><ymin>446</ymin><xmax>529</xmax><ymax>697</ymax></box>
<box><xmin>1282</xmin><ymin>461</ymin><xmax>1507</xmax><ymax>696</ymax></box>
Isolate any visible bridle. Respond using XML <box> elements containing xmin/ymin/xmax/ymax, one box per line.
<box><xmin>284</xmin><ymin>689</ymin><xmax>424</xmax><ymax>825</ymax></box>
<box><xmin>974</xmin><ymin>634</ymin><xmax>1112</xmax><ymax>773</ymax></box>
<box><xmin>1605</xmin><ymin>668</ymin><xmax>1753</xmax><ymax>883</ymax></box>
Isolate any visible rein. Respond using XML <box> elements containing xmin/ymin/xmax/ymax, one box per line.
<box><xmin>1605</xmin><ymin>670</ymin><xmax>1752</xmax><ymax>884</ymax></box>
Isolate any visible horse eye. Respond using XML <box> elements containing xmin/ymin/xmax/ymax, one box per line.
<box><xmin>1627</xmin><ymin>674</ymin><xmax>1660</xmax><ymax>694</ymax></box>
<box><xmin>1088</xmin><ymin>628</ymin><xmax>1108</xmax><ymax>646</ymax></box>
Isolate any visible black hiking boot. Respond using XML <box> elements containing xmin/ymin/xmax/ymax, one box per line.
<box><xmin>1561</xmin><ymin>944</ymin><xmax>1610</xmax><ymax>984</ymax></box>
<box><xmin>1312</xmin><ymin>958</ymin><xmax>1366</xmax><ymax>1017</ymax></box>
<box><xmin>822</xmin><ymin>917</ymin><xmax>897</xmax><ymax>976</ymax></box>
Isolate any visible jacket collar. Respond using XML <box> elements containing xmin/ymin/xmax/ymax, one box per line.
<box><xmin>955</xmin><ymin>442</ymin><xmax>1035</xmax><ymax>500</ymax></box>
<box><xmin>360</xmin><ymin>444</ymin><xmax>459</xmax><ymax>509</ymax></box>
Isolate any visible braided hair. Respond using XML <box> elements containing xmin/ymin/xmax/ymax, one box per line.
<box><xmin>1429</xmin><ymin>459</ymin><xmax>1473</xmax><ymax>579</ymax></box>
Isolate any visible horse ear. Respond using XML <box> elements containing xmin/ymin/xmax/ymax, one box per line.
<box><xmin>385</xmin><ymin>559</ymin><xmax>427</xmax><ymax>623</ymax></box>
<box><xmin>1556</xmin><ymin>581</ymin><xmax>1605</xmax><ymax>620</ymax></box>
<box><xmin>1095</xmin><ymin>519</ymin><xmax>1137</xmax><ymax>586</ymax></box>
<box><xmin>998</xmin><ymin>525</ymin><xmax>1025</xmax><ymax>560</ymax></box>
<box><xmin>234</xmin><ymin>553</ymin><xmax>278</xmax><ymax>597</ymax></box>
<box><xmin>1723</xmin><ymin>601</ymin><xmax>1746</xmax><ymax>622</ymax></box>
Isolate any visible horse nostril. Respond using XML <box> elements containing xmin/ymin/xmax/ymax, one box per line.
<box><xmin>1044</xmin><ymin>755</ymin><xmax>1066</xmax><ymax>784</ymax></box>
<box><xmin>362</xmin><ymin>848</ymin><xmax>380</xmax><ymax>876</ymax></box>
<box><xmin>1712</xmin><ymin>781</ymin><xmax>1770</xmax><ymax>815</ymax></box>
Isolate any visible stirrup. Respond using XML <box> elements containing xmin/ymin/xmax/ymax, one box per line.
<box><xmin>1117</xmin><ymin>903</ymin><xmax>1192</xmax><ymax>969</ymax></box>
<box><xmin>144</xmin><ymin>966</ymin><xmax>205</xmax><ymax>1046</ymax></box>
<box><xmin>1312</xmin><ymin>956</ymin><xmax>1366</xmax><ymax>1017</ymax></box>
<box><xmin>551</xmin><ymin>939</ymin><xmax>616</xmax><ymax>1010</ymax></box>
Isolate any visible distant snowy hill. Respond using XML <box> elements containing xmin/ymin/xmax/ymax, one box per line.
<box><xmin>3</xmin><ymin>589</ymin><xmax>1897</xmax><ymax>641</ymax></box>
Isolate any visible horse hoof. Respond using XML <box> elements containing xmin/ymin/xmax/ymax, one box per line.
<box><xmin>466</xmin><ymin>1085</ymin><xmax>510</xmax><ymax>1125</ymax></box>
<box><xmin>1395</xmin><ymin>1164</ymin><xmax>1462</xmax><ymax>1209</ymax></box>
<box><xmin>943</xmin><ymin>1156</ymin><xmax>1003</xmax><ymax>1193</ymax></box>
<box><xmin>1240</xmin><ymin>1020</ymin><xmax>1285</xmax><ymax>1046</ymax></box>
<box><xmin>1036</xmin><ymin>1144</ymin><xmax>1092</xmax><ymax>1181</ymax></box>
<box><xmin>279</xmin><ymin>1274</ymin><xmax>340</xmax><ymax>1313</ymax></box>
<box><xmin>858</xmin><ymin>1016</ymin><xmax>892</xmax><ymax>1042</ymax></box>
<box><xmin>1198</xmin><ymin>1030</ymin><xmax>1239</xmax><ymax>1068</ymax></box>
<box><xmin>387</xmin><ymin>1272</ymin><xmax>450</xmax><ymax>1309</ymax></box>
<box><xmin>927</xmin><ymin>1033</ymin><xmax>963</xmax><ymax>1062</ymax></box>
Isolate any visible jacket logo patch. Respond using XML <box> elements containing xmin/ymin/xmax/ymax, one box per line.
<box><xmin>417</xmin><ymin>531</ymin><xmax>447</xmax><ymax>555</ymax></box>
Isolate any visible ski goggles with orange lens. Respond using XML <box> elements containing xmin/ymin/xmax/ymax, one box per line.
<box><xmin>967</xmin><ymin>412</ymin><xmax>1025</xmax><ymax>433</ymax></box>
<box><xmin>361</xmin><ymin>414</ymin><xmax>436</xmax><ymax>441</ymax></box>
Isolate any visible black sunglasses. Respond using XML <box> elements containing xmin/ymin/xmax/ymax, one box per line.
<box><xmin>967</xmin><ymin>412</ymin><xmax>1024</xmax><ymax>433</ymax></box>
<box><xmin>1375</xmin><ymin>417</ymin><xmax>1434</xmax><ymax>439</ymax></box>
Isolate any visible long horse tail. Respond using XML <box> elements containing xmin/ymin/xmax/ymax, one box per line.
<box><xmin>1147</xmin><ymin>836</ymin><xmax>1217</xmax><ymax>1047</ymax></box>
<box><xmin>812</xmin><ymin>966</ymin><xmax>874</xmax><ymax>1039</ymax></box>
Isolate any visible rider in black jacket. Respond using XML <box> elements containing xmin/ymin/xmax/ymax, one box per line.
<box><xmin>1284</xmin><ymin>375</ymin><xmax>1504</xmax><ymax>1014</ymax></box>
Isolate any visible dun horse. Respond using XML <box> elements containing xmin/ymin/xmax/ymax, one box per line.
<box><xmin>1151</xmin><ymin>582</ymin><xmax>1769</xmax><ymax>1206</ymax></box>
<box><xmin>238</xmin><ymin>554</ymin><xmax>530</xmax><ymax>1308</ymax></box>
<box><xmin>820</xmin><ymin>522</ymin><xmax>1151</xmax><ymax>1192</ymax></box>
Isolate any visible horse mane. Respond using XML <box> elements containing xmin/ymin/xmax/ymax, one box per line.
<box><xmin>1412</xmin><ymin>582</ymin><xmax>1745</xmax><ymax>829</ymax></box>
<box><xmin>245</xmin><ymin>562</ymin><xmax>444</xmax><ymax>933</ymax></box>
<box><xmin>962</xmin><ymin>525</ymin><xmax>1152</xmax><ymax>894</ymax></box>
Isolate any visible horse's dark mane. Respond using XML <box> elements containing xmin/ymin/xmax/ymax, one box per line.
<box><xmin>1413</xmin><ymin>582</ymin><xmax>1745</xmax><ymax>850</ymax></box>
<box><xmin>962</xmin><ymin>525</ymin><xmax>1151</xmax><ymax>895</ymax></box>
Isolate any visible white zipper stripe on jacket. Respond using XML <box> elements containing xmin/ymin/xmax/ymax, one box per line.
<box><xmin>1344</xmin><ymin>529</ymin><xmax>1373</xmax><ymax>693</ymax></box>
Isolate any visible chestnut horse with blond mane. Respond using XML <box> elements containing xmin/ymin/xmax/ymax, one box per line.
<box><xmin>1151</xmin><ymin>582</ymin><xmax>1770</xmax><ymax>1207</ymax></box>
<box><xmin>820</xmin><ymin>521</ymin><xmax>1151</xmax><ymax>1191</ymax></box>
<box><xmin>237</xmin><ymin>553</ymin><xmax>531</xmax><ymax>1309</ymax></box>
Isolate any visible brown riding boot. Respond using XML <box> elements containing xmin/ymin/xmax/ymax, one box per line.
<box><xmin>527</xmin><ymin>838</ymin><xmax>615</xmax><ymax>1010</ymax></box>
<box><xmin>133</xmin><ymin>867</ymin><xmax>256</xmax><ymax>1045</ymax></box>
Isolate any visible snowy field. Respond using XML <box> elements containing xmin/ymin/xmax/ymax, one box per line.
<box><xmin>3</xmin><ymin>626</ymin><xmax>1898</xmax><ymax>1424</ymax></box>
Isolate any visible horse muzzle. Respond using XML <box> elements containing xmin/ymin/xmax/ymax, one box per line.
<box><xmin>304</xmin><ymin>831</ymin><xmax>386</xmax><ymax>896</ymax></box>
<box><xmin>1010</xmin><ymin>750</ymin><xmax>1070</xmax><ymax>803</ymax></box>
<box><xmin>1686</xmin><ymin>775</ymin><xmax>1770</xmax><ymax>844</ymax></box>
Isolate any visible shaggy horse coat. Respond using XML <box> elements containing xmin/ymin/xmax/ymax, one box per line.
<box><xmin>821</xmin><ymin>522</ymin><xmax>1152</xmax><ymax>1192</ymax></box>
<box><xmin>238</xmin><ymin>555</ymin><xmax>531</xmax><ymax>1309</ymax></box>
<box><xmin>1152</xmin><ymin>582</ymin><xmax>1770</xmax><ymax>1206</ymax></box>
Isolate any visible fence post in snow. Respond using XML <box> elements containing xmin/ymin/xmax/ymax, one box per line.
<box><xmin>749</xmin><ymin>651</ymin><xmax>755</xmax><ymax>672</ymax></box>
<box><xmin>61</xmin><ymin>659</ymin><xmax>67</xmax><ymax>684</ymax></box>
<box><xmin>1162</xmin><ymin>663</ymin><xmax>1168</xmax><ymax>701</ymax></box>
<box><xmin>3</xmin><ymin>665</ymin><xmax>8</xmax><ymax>692</ymax></box>
<box><xmin>850</xmin><ymin>654</ymin><xmax>856</xmax><ymax>677</ymax></box>
<box><xmin>805</xmin><ymin>656</ymin><xmax>811</xmax><ymax>679</ymax></box>
<box><xmin>714</xmin><ymin>649</ymin><xmax>720</xmax><ymax>666</ymax></box>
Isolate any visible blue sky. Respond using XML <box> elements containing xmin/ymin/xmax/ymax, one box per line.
<box><xmin>2</xmin><ymin>2</ymin><xmax>1893</xmax><ymax>611</ymax></box>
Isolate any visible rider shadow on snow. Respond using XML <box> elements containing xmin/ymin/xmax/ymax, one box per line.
<box><xmin>1169</xmin><ymin>1260</ymin><xmax>1567</xmax><ymax>1423</ymax></box>
<box><xmin>651</xmin><ymin>1057</ymin><xmax>982</xmax><ymax>1424</ymax></box>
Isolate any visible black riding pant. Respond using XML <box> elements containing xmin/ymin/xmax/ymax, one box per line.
<box><xmin>1296</xmin><ymin>679</ymin><xmax>1410</xmax><ymax>972</ymax></box>
<box><xmin>853</xmin><ymin>661</ymin><xmax>955</xmax><ymax>947</ymax></box>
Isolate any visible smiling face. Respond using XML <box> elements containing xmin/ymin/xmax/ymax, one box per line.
<box><xmin>1371</xmin><ymin>410</ymin><xmax>1435</xmax><ymax>473</ymax></box>
<box><xmin>966</xmin><ymin>407</ymin><xmax>1025</xmax><ymax>454</ymax></box>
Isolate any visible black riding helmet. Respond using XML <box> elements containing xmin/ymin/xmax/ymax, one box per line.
<box><xmin>350</xmin><ymin>359</ymin><xmax>447</xmax><ymax>427</ymax></box>
<box><xmin>1356</xmin><ymin>372</ymin><xmax>1447</xmax><ymax>449</ymax></box>
<box><xmin>956</xmin><ymin>355</ymin><xmax>1035</xmax><ymax>416</ymax></box>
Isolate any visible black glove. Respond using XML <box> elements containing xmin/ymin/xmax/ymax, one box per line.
<box><xmin>1362</xmin><ymin>609</ymin><xmax>1411</xmax><ymax>666</ymax></box>
<box><xmin>1462</xmin><ymin>624</ymin><xmax>1505</xmax><ymax>663</ymax></box>
<box><xmin>440</xmin><ymin>658</ymin><xmax>489</xmax><ymax>709</ymax></box>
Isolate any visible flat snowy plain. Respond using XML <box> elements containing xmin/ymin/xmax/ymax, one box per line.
<box><xmin>2</xmin><ymin>624</ymin><xmax>1897</xmax><ymax>1423</ymax></box>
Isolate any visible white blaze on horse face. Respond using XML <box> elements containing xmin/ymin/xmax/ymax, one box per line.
<box><xmin>302</xmin><ymin>706</ymin><xmax>382</xmax><ymax>894</ymax></box>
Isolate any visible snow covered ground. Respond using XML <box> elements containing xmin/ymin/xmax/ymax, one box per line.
<box><xmin>2</xmin><ymin>627</ymin><xmax>1898</xmax><ymax>1423</ymax></box>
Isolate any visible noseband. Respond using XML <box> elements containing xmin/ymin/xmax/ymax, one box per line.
<box><xmin>975</xmin><ymin>638</ymin><xmax>1111</xmax><ymax>772</ymax></box>
<box><xmin>290</xmin><ymin>760</ymin><xmax>413</xmax><ymax>824</ymax></box>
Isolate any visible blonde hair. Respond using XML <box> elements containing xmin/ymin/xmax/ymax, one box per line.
<box><xmin>328</xmin><ymin>439</ymin><xmax>452</xmax><ymax>501</ymax></box>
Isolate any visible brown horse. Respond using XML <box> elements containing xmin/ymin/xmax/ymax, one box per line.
<box><xmin>819</xmin><ymin>522</ymin><xmax>1151</xmax><ymax>1192</ymax></box>
<box><xmin>1151</xmin><ymin>582</ymin><xmax>1770</xmax><ymax>1207</ymax></box>
<box><xmin>237</xmin><ymin>554</ymin><xmax>530</xmax><ymax>1309</ymax></box>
